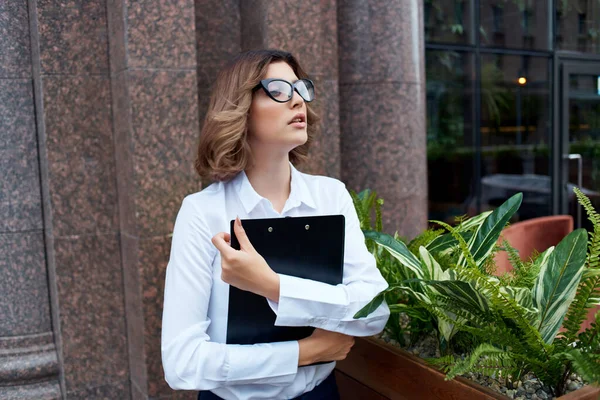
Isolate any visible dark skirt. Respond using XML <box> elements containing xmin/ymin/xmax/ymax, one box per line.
<box><xmin>197</xmin><ymin>372</ymin><xmax>340</xmax><ymax>400</ymax></box>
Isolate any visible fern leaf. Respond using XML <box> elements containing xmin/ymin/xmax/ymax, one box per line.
<box><xmin>503</xmin><ymin>239</ymin><xmax>525</xmax><ymax>272</ymax></box>
<box><xmin>563</xmin><ymin>275</ymin><xmax>600</xmax><ymax>342</ymax></box>
<box><xmin>563</xmin><ymin>189</ymin><xmax>600</xmax><ymax>341</ymax></box>
<box><xmin>425</xmin><ymin>355</ymin><xmax>457</xmax><ymax>373</ymax></box>
<box><xmin>444</xmin><ymin>344</ymin><xmax>513</xmax><ymax>380</ymax></box>
<box><xmin>574</xmin><ymin>187</ymin><xmax>600</xmax><ymax>270</ymax></box>
<box><xmin>375</xmin><ymin>198</ymin><xmax>384</xmax><ymax>232</ymax></box>
<box><xmin>430</xmin><ymin>220</ymin><xmax>479</xmax><ymax>270</ymax></box>
<box><xmin>563</xmin><ymin>349</ymin><xmax>600</xmax><ymax>385</ymax></box>
<box><xmin>447</xmin><ymin>259</ymin><xmax>550</xmax><ymax>358</ymax></box>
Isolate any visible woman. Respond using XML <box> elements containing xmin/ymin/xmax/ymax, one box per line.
<box><xmin>161</xmin><ymin>49</ymin><xmax>390</xmax><ymax>400</ymax></box>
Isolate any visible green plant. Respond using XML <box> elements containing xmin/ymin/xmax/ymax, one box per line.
<box><xmin>352</xmin><ymin>189</ymin><xmax>508</xmax><ymax>353</ymax></box>
<box><xmin>350</xmin><ymin>189</ymin><xmax>435</xmax><ymax>346</ymax></box>
<box><xmin>354</xmin><ymin>189</ymin><xmax>600</xmax><ymax>396</ymax></box>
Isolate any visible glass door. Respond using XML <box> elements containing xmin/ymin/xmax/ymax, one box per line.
<box><xmin>560</xmin><ymin>63</ymin><xmax>600</xmax><ymax>230</ymax></box>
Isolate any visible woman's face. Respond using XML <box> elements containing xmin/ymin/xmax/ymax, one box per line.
<box><xmin>247</xmin><ymin>61</ymin><xmax>308</xmax><ymax>156</ymax></box>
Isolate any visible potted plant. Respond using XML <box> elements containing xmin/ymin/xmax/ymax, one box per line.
<box><xmin>335</xmin><ymin>189</ymin><xmax>600</xmax><ymax>400</ymax></box>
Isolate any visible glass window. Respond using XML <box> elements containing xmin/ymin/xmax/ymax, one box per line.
<box><xmin>426</xmin><ymin>51</ymin><xmax>475</xmax><ymax>223</ymax></box>
<box><xmin>566</xmin><ymin>73</ymin><xmax>600</xmax><ymax>232</ymax></box>
<box><xmin>556</xmin><ymin>1</ymin><xmax>600</xmax><ymax>53</ymax></box>
<box><xmin>479</xmin><ymin>55</ymin><xmax>552</xmax><ymax>220</ymax></box>
<box><xmin>425</xmin><ymin>0</ymin><xmax>472</xmax><ymax>44</ymax></box>
<box><xmin>480</xmin><ymin>0</ymin><xmax>550</xmax><ymax>49</ymax></box>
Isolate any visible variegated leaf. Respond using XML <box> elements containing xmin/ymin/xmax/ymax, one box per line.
<box><xmin>420</xmin><ymin>246</ymin><xmax>453</xmax><ymax>281</ymax></box>
<box><xmin>438</xmin><ymin>317</ymin><xmax>457</xmax><ymax>344</ymax></box>
<box><xmin>533</xmin><ymin>229</ymin><xmax>588</xmax><ymax>344</ymax></box>
<box><xmin>459</xmin><ymin>193</ymin><xmax>522</xmax><ymax>268</ymax></box>
<box><xmin>353</xmin><ymin>283</ymin><xmax>430</xmax><ymax>319</ymax></box>
<box><xmin>426</xmin><ymin>280</ymin><xmax>490</xmax><ymax>313</ymax></box>
<box><xmin>499</xmin><ymin>286</ymin><xmax>537</xmax><ymax>320</ymax></box>
<box><xmin>419</xmin><ymin>247</ymin><xmax>460</xmax><ymax>342</ymax></box>
<box><xmin>533</xmin><ymin>246</ymin><xmax>554</xmax><ymax>270</ymax></box>
<box><xmin>354</xmin><ymin>291</ymin><xmax>385</xmax><ymax>318</ymax></box>
<box><xmin>388</xmin><ymin>284</ymin><xmax>430</xmax><ymax>304</ymax></box>
<box><xmin>426</xmin><ymin>231</ymin><xmax>473</xmax><ymax>256</ymax></box>
<box><xmin>364</xmin><ymin>230</ymin><xmax>423</xmax><ymax>279</ymax></box>
<box><xmin>458</xmin><ymin>211</ymin><xmax>493</xmax><ymax>231</ymax></box>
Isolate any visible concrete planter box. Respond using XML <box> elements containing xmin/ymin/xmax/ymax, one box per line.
<box><xmin>335</xmin><ymin>337</ymin><xmax>600</xmax><ymax>400</ymax></box>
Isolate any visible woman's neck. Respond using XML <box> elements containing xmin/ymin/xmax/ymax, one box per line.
<box><xmin>245</xmin><ymin>155</ymin><xmax>292</xmax><ymax>213</ymax></box>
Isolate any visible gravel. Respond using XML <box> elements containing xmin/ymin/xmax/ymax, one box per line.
<box><xmin>376</xmin><ymin>330</ymin><xmax>586</xmax><ymax>399</ymax></box>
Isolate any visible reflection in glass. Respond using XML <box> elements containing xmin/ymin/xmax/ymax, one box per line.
<box><xmin>426</xmin><ymin>51</ymin><xmax>474</xmax><ymax>223</ymax></box>
<box><xmin>425</xmin><ymin>0</ymin><xmax>472</xmax><ymax>44</ymax></box>
<box><xmin>480</xmin><ymin>0</ymin><xmax>549</xmax><ymax>49</ymax></box>
<box><xmin>567</xmin><ymin>74</ymin><xmax>600</xmax><ymax>231</ymax></box>
<box><xmin>479</xmin><ymin>55</ymin><xmax>551</xmax><ymax>221</ymax></box>
<box><xmin>557</xmin><ymin>1</ymin><xmax>600</xmax><ymax>53</ymax></box>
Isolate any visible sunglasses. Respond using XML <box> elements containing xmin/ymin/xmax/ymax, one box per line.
<box><xmin>254</xmin><ymin>78</ymin><xmax>315</xmax><ymax>103</ymax></box>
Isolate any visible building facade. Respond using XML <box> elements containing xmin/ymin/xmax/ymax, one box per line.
<box><xmin>1</xmin><ymin>1</ymin><xmax>425</xmax><ymax>399</ymax></box>
<box><xmin>426</xmin><ymin>0</ymin><xmax>600</xmax><ymax>233</ymax></box>
<box><xmin>1</xmin><ymin>0</ymin><xmax>599</xmax><ymax>399</ymax></box>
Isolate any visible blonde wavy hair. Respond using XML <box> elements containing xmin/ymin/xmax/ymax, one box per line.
<box><xmin>195</xmin><ymin>49</ymin><xmax>320</xmax><ymax>182</ymax></box>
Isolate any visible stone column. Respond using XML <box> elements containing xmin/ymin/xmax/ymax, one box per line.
<box><xmin>338</xmin><ymin>0</ymin><xmax>427</xmax><ymax>239</ymax></box>
<box><xmin>0</xmin><ymin>4</ymin><xmax>60</xmax><ymax>398</ymax></box>
<box><xmin>2</xmin><ymin>0</ymin><xmax>131</xmax><ymax>398</ymax></box>
<box><xmin>195</xmin><ymin>0</ymin><xmax>241</xmax><ymax>158</ymax></box>
<box><xmin>107</xmin><ymin>0</ymin><xmax>201</xmax><ymax>398</ymax></box>
<box><xmin>240</xmin><ymin>0</ymin><xmax>341</xmax><ymax>178</ymax></box>
<box><xmin>34</xmin><ymin>0</ymin><xmax>130</xmax><ymax>397</ymax></box>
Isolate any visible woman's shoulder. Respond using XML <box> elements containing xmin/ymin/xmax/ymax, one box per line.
<box><xmin>183</xmin><ymin>181</ymin><xmax>224</xmax><ymax>204</ymax></box>
<box><xmin>177</xmin><ymin>181</ymin><xmax>227</xmax><ymax>223</ymax></box>
<box><xmin>297</xmin><ymin>169</ymin><xmax>346</xmax><ymax>191</ymax></box>
<box><xmin>295</xmin><ymin>169</ymin><xmax>352</xmax><ymax>212</ymax></box>
<box><xmin>296</xmin><ymin>170</ymin><xmax>349</xmax><ymax>202</ymax></box>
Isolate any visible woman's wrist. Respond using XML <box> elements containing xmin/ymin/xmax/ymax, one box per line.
<box><xmin>298</xmin><ymin>336</ymin><xmax>319</xmax><ymax>366</ymax></box>
<box><xmin>257</xmin><ymin>270</ymin><xmax>280</xmax><ymax>302</ymax></box>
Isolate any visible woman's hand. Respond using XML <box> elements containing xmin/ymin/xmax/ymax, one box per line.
<box><xmin>298</xmin><ymin>328</ymin><xmax>355</xmax><ymax>366</ymax></box>
<box><xmin>211</xmin><ymin>217</ymin><xmax>280</xmax><ymax>302</ymax></box>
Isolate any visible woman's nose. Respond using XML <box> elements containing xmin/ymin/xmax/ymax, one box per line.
<box><xmin>290</xmin><ymin>90</ymin><xmax>304</xmax><ymax>109</ymax></box>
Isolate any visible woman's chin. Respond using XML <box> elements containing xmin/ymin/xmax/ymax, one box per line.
<box><xmin>290</xmin><ymin>133</ymin><xmax>308</xmax><ymax>148</ymax></box>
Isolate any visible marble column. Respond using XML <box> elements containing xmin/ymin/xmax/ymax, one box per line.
<box><xmin>34</xmin><ymin>0</ymin><xmax>130</xmax><ymax>397</ymax></box>
<box><xmin>338</xmin><ymin>0</ymin><xmax>428</xmax><ymax>239</ymax></box>
<box><xmin>240</xmin><ymin>0</ymin><xmax>341</xmax><ymax>178</ymax></box>
<box><xmin>0</xmin><ymin>0</ymin><xmax>61</xmax><ymax>388</ymax></box>
<box><xmin>2</xmin><ymin>0</ymin><xmax>130</xmax><ymax>398</ymax></box>
<box><xmin>195</xmin><ymin>0</ymin><xmax>241</xmax><ymax>170</ymax></box>
<box><xmin>107</xmin><ymin>0</ymin><xmax>201</xmax><ymax>399</ymax></box>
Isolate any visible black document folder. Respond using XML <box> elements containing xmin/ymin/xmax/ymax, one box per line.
<box><xmin>226</xmin><ymin>215</ymin><xmax>345</xmax><ymax>345</ymax></box>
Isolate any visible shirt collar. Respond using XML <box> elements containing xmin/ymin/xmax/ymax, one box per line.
<box><xmin>234</xmin><ymin>162</ymin><xmax>317</xmax><ymax>215</ymax></box>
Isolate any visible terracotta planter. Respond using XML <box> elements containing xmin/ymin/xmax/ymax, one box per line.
<box><xmin>335</xmin><ymin>337</ymin><xmax>600</xmax><ymax>400</ymax></box>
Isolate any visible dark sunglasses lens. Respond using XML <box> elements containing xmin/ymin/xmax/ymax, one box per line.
<box><xmin>266</xmin><ymin>80</ymin><xmax>292</xmax><ymax>102</ymax></box>
<box><xmin>295</xmin><ymin>80</ymin><xmax>314</xmax><ymax>102</ymax></box>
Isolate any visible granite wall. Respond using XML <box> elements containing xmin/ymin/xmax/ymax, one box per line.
<box><xmin>106</xmin><ymin>0</ymin><xmax>201</xmax><ymax>398</ymax></box>
<box><xmin>339</xmin><ymin>0</ymin><xmax>427</xmax><ymax>240</ymax></box>
<box><xmin>0</xmin><ymin>1</ymin><xmax>426</xmax><ymax>398</ymax></box>
<box><xmin>0</xmin><ymin>1</ymin><xmax>61</xmax><ymax>397</ymax></box>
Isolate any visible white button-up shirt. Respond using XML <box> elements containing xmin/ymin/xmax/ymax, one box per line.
<box><xmin>161</xmin><ymin>162</ymin><xmax>390</xmax><ymax>400</ymax></box>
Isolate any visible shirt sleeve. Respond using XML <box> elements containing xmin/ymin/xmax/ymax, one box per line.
<box><xmin>267</xmin><ymin>184</ymin><xmax>390</xmax><ymax>337</ymax></box>
<box><xmin>161</xmin><ymin>197</ymin><xmax>299</xmax><ymax>391</ymax></box>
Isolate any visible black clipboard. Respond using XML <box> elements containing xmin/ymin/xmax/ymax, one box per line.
<box><xmin>226</xmin><ymin>215</ymin><xmax>345</xmax><ymax>345</ymax></box>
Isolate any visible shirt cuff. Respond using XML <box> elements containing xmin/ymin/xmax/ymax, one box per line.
<box><xmin>271</xmin><ymin>274</ymin><xmax>348</xmax><ymax>329</ymax></box>
<box><xmin>226</xmin><ymin>340</ymin><xmax>299</xmax><ymax>385</ymax></box>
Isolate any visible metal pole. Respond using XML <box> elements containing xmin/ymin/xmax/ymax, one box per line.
<box><xmin>567</xmin><ymin>153</ymin><xmax>583</xmax><ymax>228</ymax></box>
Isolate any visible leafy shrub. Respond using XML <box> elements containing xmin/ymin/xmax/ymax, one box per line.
<box><xmin>354</xmin><ymin>188</ymin><xmax>600</xmax><ymax>396</ymax></box>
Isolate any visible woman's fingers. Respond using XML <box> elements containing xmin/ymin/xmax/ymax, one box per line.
<box><xmin>233</xmin><ymin>217</ymin><xmax>255</xmax><ymax>252</ymax></box>
<box><xmin>211</xmin><ymin>232</ymin><xmax>233</xmax><ymax>254</ymax></box>
<box><xmin>222</xmin><ymin>232</ymin><xmax>231</xmax><ymax>243</ymax></box>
